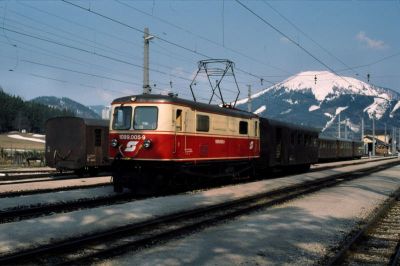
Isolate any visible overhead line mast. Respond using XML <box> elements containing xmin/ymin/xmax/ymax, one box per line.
<box><xmin>143</xmin><ymin>27</ymin><xmax>153</xmax><ymax>94</ymax></box>
<box><xmin>61</xmin><ymin>0</ymin><xmax>277</xmax><ymax>89</ymax></box>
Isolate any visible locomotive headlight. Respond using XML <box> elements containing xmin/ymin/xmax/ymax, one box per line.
<box><xmin>143</xmin><ymin>139</ymin><xmax>152</xmax><ymax>149</ymax></box>
<box><xmin>111</xmin><ymin>138</ymin><xmax>119</xmax><ymax>148</ymax></box>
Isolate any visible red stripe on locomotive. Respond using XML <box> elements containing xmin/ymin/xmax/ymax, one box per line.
<box><xmin>109</xmin><ymin>132</ymin><xmax>260</xmax><ymax>161</ymax></box>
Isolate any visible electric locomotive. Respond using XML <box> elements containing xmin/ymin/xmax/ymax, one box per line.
<box><xmin>109</xmin><ymin>94</ymin><xmax>260</xmax><ymax>193</ymax></box>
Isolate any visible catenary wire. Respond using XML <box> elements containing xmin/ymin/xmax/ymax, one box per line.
<box><xmin>115</xmin><ymin>0</ymin><xmax>291</xmax><ymax>75</ymax></box>
<box><xmin>61</xmin><ymin>0</ymin><xmax>277</xmax><ymax>87</ymax></box>
<box><xmin>235</xmin><ymin>0</ymin><xmax>352</xmax><ymax>86</ymax></box>
<box><xmin>262</xmin><ymin>0</ymin><xmax>361</xmax><ymax>78</ymax></box>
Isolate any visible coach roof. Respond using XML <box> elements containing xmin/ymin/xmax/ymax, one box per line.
<box><xmin>112</xmin><ymin>94</ymin><xmax>258</xmax><ymax>119</ymax></box>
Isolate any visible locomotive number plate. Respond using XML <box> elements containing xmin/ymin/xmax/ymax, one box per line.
<box><xmin>119</xmin><ymin>134</ymin><xmax>146</xmax><ymax>140</ymax></box>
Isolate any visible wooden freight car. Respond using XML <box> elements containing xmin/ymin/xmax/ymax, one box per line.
<box><xmin>45</xmin><ymin>117</ymin><xmax>109</xmax><ymax>175</ymax></box>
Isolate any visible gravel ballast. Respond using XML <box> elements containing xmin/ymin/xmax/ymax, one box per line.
<box><xmin>0</xmin><ymin>176</ymin><xmax>112</xmax><ymax>195</ymax></box>
<box><xmin>0</xmin><ymin>186</ymin><xmax>118</xmax><ymax>212</ymax></box>
<box><xmin>0</xmin><ymin>159</ymin><xmax>398</xmax><ymax>257</ymax></box>
<box><xmin>97</xmin><ymin>165</ymin><xmax>400</xmax><ymax>265</ymax></box>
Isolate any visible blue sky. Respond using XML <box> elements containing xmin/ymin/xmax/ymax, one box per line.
<box><xmin>0</xmin><ymin>0</ymin><xmax>399</xmax><ymax>106</ymax></box>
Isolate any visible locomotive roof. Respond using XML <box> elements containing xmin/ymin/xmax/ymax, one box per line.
<box><xmin>319</xmin><ymin>136</ymin><xmax>363</xmax><ymax>143</ymax></box>
<box><xmin>111</xmin><ymin>94</ymin><xmax>258</xmax><ymax>119</ymax></box>
<box><xmin>261</xmin><ymin>117</ymin><xmax>320</xmax><ymax>134</ymax></box>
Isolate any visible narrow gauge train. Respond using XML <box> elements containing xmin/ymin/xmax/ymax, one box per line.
<box><xmin>109</xmin><ymin>94</ymin><xmax>319</xmax><ymax>193</ymax></box>
<box><xmin>318</xmin><ymin>136</ymin><xmax>364</xmax><ymax>161</ymax></box>
<box><xmin>45</xmin><ymin>117</ymin><xmax>110</xmax><ymax>176</ymax></box>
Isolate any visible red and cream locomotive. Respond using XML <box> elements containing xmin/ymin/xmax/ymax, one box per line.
<box><xmin>109</xmin><ymin>93</ymin><xmax>260</xmax><ymax>192</ymax></box>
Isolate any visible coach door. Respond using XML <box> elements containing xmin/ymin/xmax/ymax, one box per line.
<box><xmin>275</xmin><ymin>127</ymin><xmax>282</xmax><ymax>164</ymax></box>
<box><xmin>173</xmin><ymin>108</ymin><xmax>183</xmax><ymax>156</ymax></box>
<box><xmin>250</xmin><ymin>120</ymin><xmax>258</xmax><ymax>158</ymax></box>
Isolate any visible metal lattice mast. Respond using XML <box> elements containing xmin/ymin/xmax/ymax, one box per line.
<box><xmin>189</xmin><ymin>59</ymin><xmax>241</xmax><ymax>108</ymax></box>
<box><xmin>372</xmin><ymin>116</ymin><xmax>375</xmax><ymax>156</ymax></box>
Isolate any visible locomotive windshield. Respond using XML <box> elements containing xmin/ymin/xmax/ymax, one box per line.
<box><xmin>112</xmin><ymin>106</ymin><xmax>132</xmax><ymax>130</ymax></box>
<box><xmin>134</xmin><ymin>106</ymin><xmax>158</xmax><ymax>130</ymax></box>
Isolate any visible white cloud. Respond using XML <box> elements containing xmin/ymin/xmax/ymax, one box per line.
<box><xmin>356</xmin><ymin>31</ymin><xmax>386</xmax><ymax>49</ymax></box>
<box><xmin>279</xmin><ymin>37</ymin><xmax>290</xmax><ymax>44</ymax></box>
<box><xmin>96</xmin><ymin>89</ymin><xmax>120</xmax><ymax>103</ymax></box>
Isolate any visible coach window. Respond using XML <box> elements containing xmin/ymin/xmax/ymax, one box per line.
<box><xmin>176</xmin><ymin>109</ymin><xmax>182</xmax><ymax>131</ymax></box>
<box><xmin>254</xmin><ymin>121</ymin><xmax>258</xmax><ymax>137</ymax></box>
<box><xmin>134</xmin><ymin>106</ymin><xmax>158</xmax><ymax>130</ymax></box>
<box><xmin>196</xmin><ymin>114</ymin><xmax>209</xmax><ymax>132</ymax></box>
<box><xmin>112</xmin><ymin>106</ymin><xmax>132</xmax><ymax>130</ymax></box>
<box><xmin>239</xmin><ymin>121</ymin><xmax>248</xmax><ymax>135</ymax></box>
<box><xmin>313</xmin><ymin>137</ymin><xmax>318</xmax><ymax>147</ymax></box>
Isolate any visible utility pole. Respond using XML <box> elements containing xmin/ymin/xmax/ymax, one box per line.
<box><xmin>338</xmin><ymin>113</ymin><xmax>341</xmax><ymax>138</ymax></box>
<box><xmin>247</xmin><ymin>85</ymin><xmax>252</xmax><ymax>112</ymax></box>
<box><xmin>397</xmin><ymin>128</ymin><xmax>400</xmax><ymax>153</ymax></box>
<box><xmin>392</xmin><ymin>127</ymin><xmax>396</xmax><ymax>154</ymax></box>
<box><xmin>361</xmin><ymin>116</ymin><xmax>364</xmax><ymax>141</ymax></box>
<box><xmin>372</xmin><ymin>116</ymin><xmax>375</xmax><ymax>156</ymax></box>
<box><xmin>344</xmin><ymin>118</ymin><xmax>348</xmax><ymax>139</ymax></box>
<box><xmin>143</xmin><ymin>27</ymin><xmax>154</xmax><ymax>94</ymax></box>
<box><xmin>384</xmin><ymin>123</ymin><xmax>387</xmax><ymax>144</ymax></box>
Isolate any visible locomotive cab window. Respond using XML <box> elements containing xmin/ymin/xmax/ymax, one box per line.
<box><xmin>134</xmin><ymin>106</ymin><xmax>158</xmax><ymax>130</ymax></box>
<box><xmin>112</xmin><ymin>106</ymin><xmax>132</xmax><ymax>130</ymax></box>
<box><xmin>239</xmin><ymin>121</ymin><xmax>248</xmax><ymax>135</ymax></box>
<box><xmin>196</xmin><ymin>115</ymin><xmax>209</xmax><ymax>132</ymax></box>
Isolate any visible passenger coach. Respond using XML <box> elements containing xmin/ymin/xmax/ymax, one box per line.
<box><xmin>109</xmin><ymin>94</ymin><xmax>260</xmax><ymax>192</ymax></box>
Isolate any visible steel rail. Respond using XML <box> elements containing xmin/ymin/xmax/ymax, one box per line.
<box><xmin>0</xmin><ymin>160</ymin><xmax>398</xmax><ymax>265</ymax></box>
<box><xmin>0</xmin><ymin>174</ymin><xmax>110</xmax><ymax>187</ymax></box>
<box><xmin>310</xmin><ymin>156</ymin><xmax>396</xmax><ymax>172</ymax></box>
<box><xmin>0</xmin><ymin>171</ymin><xmax>64</xmax><ymax>180</ymax></box>
<box><xmin>0</xmin><ymin>158</ymin><xmax>396</xmax><ymax>222</ymax></box>
<box><xmin>324</xmin><ymin>189</ymin><xmax>400</xmax><ymax>265</ymax></box>
<box><xmin>0</xmin><ymin>171</ymin><xmax>110</xmax><ymax>183</ymax></box>
<box><xmin>0</xmin><ymin>182</ymin><xmax>111</xmax><ymax>198</ymax></box>
<box><xmin>0</xmin><ymin>192</ymin><xmax>139</xmax><ymax>223</ymax></box>
<box><xmin>391</xmin><ymin>242</ymin><xmax>400</xmax><ymax>266</ymax></box>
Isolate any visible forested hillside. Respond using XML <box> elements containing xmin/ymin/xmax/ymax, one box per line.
<box><xmin>0</xmin><ymin>88</ymin><xmax>74</xmax><ymax>133</ymax></box>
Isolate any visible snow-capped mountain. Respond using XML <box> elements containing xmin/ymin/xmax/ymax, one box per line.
<box><xmin>236</xmin><ymin>71</ymin><xmax>400</xmax><ymax>138</ymax></box>
<box><xmin>31</xmin><ymin>96</ymin><xmax>101</xmax><ymax>119</ymax></box>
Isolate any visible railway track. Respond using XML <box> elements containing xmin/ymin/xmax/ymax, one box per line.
<box><xmin>0</xmin><ymin>192</ymin><xmax>141</xmax><ymax>224</ymax></box>
<box><xmin>0</xmin><ymin>157</ymin><xmax>393</xmax><ymax>199</ymax></box>
<box><xmin>0</xmin><ymin>159</ymin><xmax>398</xmax><ymax>265</ymax></box>
<box><xmin>1</xmin><ymin>158</ymin><xmax>397</xmax><ymax>223</ymax></box>
<box><xmin>0</xmin><ymin>171</ymin><xmax>110</xmax><ymax>185</ymax></box>
<box><xmin>324</xmin><ymin>189</ymin><xmax>400</xmax><ymax>266</ymax></box>
<box><xmin>311</xmin><ymin>156</ymin><xmax>397</xmax><ymax>172</ymax></box>
<box><xmin>0</xmin><ymin>169</ymin><xmax>64</xmax><ymax>180</ymax></box>
<box><xmin>0</xmin><ymin>182</ymin><xmax>112</xmax><ymax>198</ymax></box>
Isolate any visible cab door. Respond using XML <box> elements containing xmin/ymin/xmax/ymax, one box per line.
<box><xmin>239</xmin><ymin>120</ymin><xmax>250</xmax><ymax>159</ymax></box>
<box><xmin>173</xmin><ymin>108</ymin><xmax>184</xmax><ymax>157</ymax></box>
